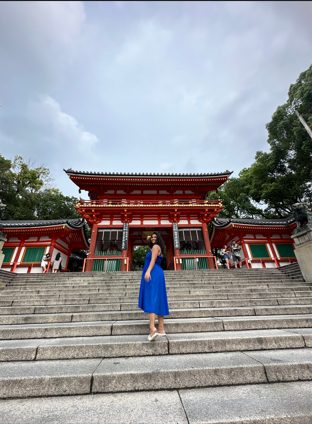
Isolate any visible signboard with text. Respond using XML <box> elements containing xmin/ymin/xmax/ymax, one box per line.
<box><xmin>122</xmin><ymin>223</ymin><xmax>129</xmax><ymax>250</ymax></box>
<box><xmin>173</xmin><ymin>223</ymin><xmax>180</xmax><ymax>249</ymax></box>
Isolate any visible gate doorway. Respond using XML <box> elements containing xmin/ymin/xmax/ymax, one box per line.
<box><xmin>128</xmin><ymin>228</ymin><xmax>174</xmax><ymax>271</ymax></box>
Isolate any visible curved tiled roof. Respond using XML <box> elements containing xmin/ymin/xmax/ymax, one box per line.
<box><xmin>64</xmin><ymin>169</ymin><xmax>232</xmax><ymax>178</ymax></box>
<box><xmin>213</xmin><ymin>217</ymin><xmax>295</xmax><ymax>227</ymax></box>
<box><xmin>0</xmin><ymin>218</ymin><xmax>86</xmax><ymax>229</ymax></box>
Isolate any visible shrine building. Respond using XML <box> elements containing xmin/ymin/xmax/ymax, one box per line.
<box><xmin>65</xmin><ymin>170</ymin><xmax>231</xmax><ymax>272</ymax></box>
<box><xmin>0</xmin><ymin>219</ymin><xmax>88</xmax><ymax>273</ymax></box>
<box><xmin>211</xmin><ymin>217</ymin><xmax>297</xmax><ymax>268</ymax></box>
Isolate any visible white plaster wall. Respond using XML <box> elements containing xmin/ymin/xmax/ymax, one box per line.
<box><xmin>265</xmin><ymin>262</ymin><xmax>276</xmax><ymax>268</ymax></box>
<box><xmin>15</xmin><ymin>268</ymin><xmax>28</xmax><ymax>274</ymax></box>
<box><xmin>251</xmin><ymin>263</ymin><xmax>263</xmax><ymax>269</ymax></box>
<box><xmin>30</xmin><ymin>267</ymin><xmax>42</xmax><ymax>274</ymax></box>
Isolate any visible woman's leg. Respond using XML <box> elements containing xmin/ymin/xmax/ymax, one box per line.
<box><xmin>158</xmin><ymin>316</ymin><xmax>165</xmax><ymax>334</ymax></box>
<box><xmin>149</xmin><ymin>313</ymin><xmax>157</xmax><ymax>335</ymax></box>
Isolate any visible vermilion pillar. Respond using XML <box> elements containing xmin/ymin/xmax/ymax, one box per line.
<box><xmin>201</xmin><ymin>223</ymin><xmax>215</xmax><ymax>269</ymax></box>
<box><xmin>86</xmin><ymin>223</ymin><xmax>98</xmax><ymax>272</ymax></box>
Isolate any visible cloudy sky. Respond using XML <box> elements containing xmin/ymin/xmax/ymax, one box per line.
<box><xmin>0</xmin><ymin>1</ymin><xmax>311</xmax><ymax>197</ymax></box>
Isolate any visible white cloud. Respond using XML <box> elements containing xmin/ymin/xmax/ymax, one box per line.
<box><xmin>0</xmin><ymin>1</ymin><xmax>86</xmax><ymax>97</ymax></box>
<box><xmin>0</xmin><ymin>1</ymin><xmax>311</xmax><ymax>197</ymax></box>
<box><xmin>28</xmin><ymin>96</ymin><xmax>99</xmax><ymax>152</ymax></box>
<box><xmin>159</xmin><ymin>162</ymin><xmax>173</xmax><ymax>171</ymax></box>
<box><xmin>115</xmin><ymin>20</ymin><xmax>172</xmax><ymax>66</ymax></box>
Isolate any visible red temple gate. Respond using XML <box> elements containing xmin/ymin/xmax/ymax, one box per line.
<box><xmin>65</xmin><ymin>170</ymin><xmax>231</xmax><ymax>271</ymax></box>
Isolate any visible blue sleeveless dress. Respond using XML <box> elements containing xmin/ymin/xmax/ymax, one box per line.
<box><xmin>138</xmin><ymin>250</ymin><xmax>170</xmax><ymax>316</ymax></box>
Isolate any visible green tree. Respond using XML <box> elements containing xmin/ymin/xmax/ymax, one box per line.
<box><xmin>206</xmin><ymin>176</ymin><xmax>263</xmax><ymax>218</ymax></box>
<box><xmin>0</xmin><ymin>155</ymin><xmax>78</xmax><ymax>220</ymax></box>
<box><xmin>253</xmin><ymin>65</ymin><xmax>312</xmax><ymax>216</ymax></box>
<box><xmin>215</xmin><ymin>64</ymin><xmax>312</xmax><ymax>219</ymax></box>
<box><xmin>0</xmin><ymin>155</ymin><xmax>14</xmax><ymax>218</ymax></box>
<box><xmin>33</xmin><ymin>188</ymin><xmax>80</xmax><ymax>220</ymax></box>
<box><xmin>132</xmin><ymin>246</ymin><xmax>149</xmax><ymax>270</ymax></box>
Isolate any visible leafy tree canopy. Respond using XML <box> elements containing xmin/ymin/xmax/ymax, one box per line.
<box><xmin>209</xmin><ymin>64</ymin><xmax>312</xmax><ymax>219</ymax></box>
<box><xmin>0</xmin><ymin>155</ymin><xmax>79</xmax><ymax>220</ymax></box>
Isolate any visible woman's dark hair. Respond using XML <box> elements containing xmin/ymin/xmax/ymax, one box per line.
<box><xmin>148</xmin><ymin>231</ymin><xmax>166</xmax><ymax>254</ymax></box>
<box><xmin>55</xmin><ymin>252</ymin><xmax>61</xmax><ymax>260</ymax></box>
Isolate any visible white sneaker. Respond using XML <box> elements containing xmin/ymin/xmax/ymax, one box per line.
<box><xmin>147</xmin><ymin>332</ymin><xmax>158</xmax><ymax>342</ymax></box>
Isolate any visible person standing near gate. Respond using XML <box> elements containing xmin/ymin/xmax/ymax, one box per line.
<box><xmin>41</xmin><ymin>252</ymin><xmax>51</xmax><ymax>273</ymax></box>
<box><xmin>52</xmin><ymin>252</ymin><xmax>62</xmax><ymax>273</ymax></box>
<box><xmin>138</xmin><ymin>232</ymin><xmax>170</xmax><ymax>341</ymax></box>
<box><xmin>231</xmin><ymin>241</ymin><xmax>242</xmax><ymax>269</ymax></box>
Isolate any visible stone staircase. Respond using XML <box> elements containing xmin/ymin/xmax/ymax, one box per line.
<box><xmin>0</xmin><ymin>268</ymin><xmax>312</xmax><ymax>423</ymax></box>
<box><xmin>278</xmin><ymin>261</ymin><xmax>305</xmax><ymax>281</ymax></box>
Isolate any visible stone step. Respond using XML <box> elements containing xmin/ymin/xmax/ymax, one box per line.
<box><xmin>5</xmin><ymin>289</ymin><xmax>302</xmax><ymax>301</ymax></box>
<box><xmin>1</xmin><ymin>381</ymin><xmax>311</xmax><ymax>423</ymax></box>
<box><xmin>0</xmin><ymin>348</ymin><xmax>311</xmax><ymax>398</ymax></box>
<box><xmin>5</xmin><ymin>272</ymin><xmax>306</xmax><ymax>279</ymax></box>
<box><xmin>4</xmin><ymin>270</ymin><xmax>293</xmax><ymax>276</ymax></box>
<box><xmin>2</xmin><ymin>288</ymin><xmax>312</xmax><ymax>303</ymax></box>
<box><xmin>1</xmin><ymin>315</ymin><xmax>312</xmax><ymax>340</ymax></box>
<box><xmin>179</xmin><ymin>381</ymin><xmax>312</xmax><ymax>424</ymax></box>
<box><xmin>6</xmin><ymin>292</ymin><xmax>312</xmax><ymax>308</ymax></box>
<box><xmin>10</xmin><ymin>282</ymin><xmax>302</xmax><ymax>289</ymax></box>
<box><xmin>4</xmin><ymin>296</ymin><xmax>312</xmax><ymax>315</ymax></box>
<box><xmin>6</xmin><ymin>272</ymin><xmax>300</xmax><ymax>280</ymax></box>
<box><xmin>4</xmin><ymin>282</ymin><xmax>311</xmax><ymax>294</ymax></box>
<box><xmin>2</xmin><ymin>304</ymin><xmax>312</xmax><ymax>325</ymax></box>
<box><xmin>0</xmin><ymin>328</ymin><xmax>310</xmax><ymax>362</ymax></box>
<box><xmin>1</xmin><ymin>290</ymin><xmax>309</xmax><ymax>302</ymax></box>
<box><xmin>2</xmin><ymin>283</ymin><xmax>311</xmax><ymax>295</ymax></box>
<box><xmin>112</xmin><ymin>315</ymin><xmax>312</xmax><ymax>334</ymax></box>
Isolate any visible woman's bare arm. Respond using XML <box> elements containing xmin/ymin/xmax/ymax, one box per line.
<box><xmin>144</xmin><ymin>245</ymin><xmax>161</xmax><ymax>281</ymax></box>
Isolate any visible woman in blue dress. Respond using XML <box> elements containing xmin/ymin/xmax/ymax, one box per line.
<box><xmin>138</xmin><ymin>232</ymin><xmax>170</xmax><ymax>341</ymax></box>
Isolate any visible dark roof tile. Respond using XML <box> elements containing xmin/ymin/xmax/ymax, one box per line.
<box><xmin>213</xmin><ymin>217</ymin><xmax>295</xmax><ymax>227</ymax></box>
<box><xmin>64</xmin><ymin>169</ymin><xmax>232</xmax><ymax>178</ymax></box>
<box><xmin>0</xmin><ymin>219</ymin><xmax>85</xmax><ymax>229</ymax></box>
